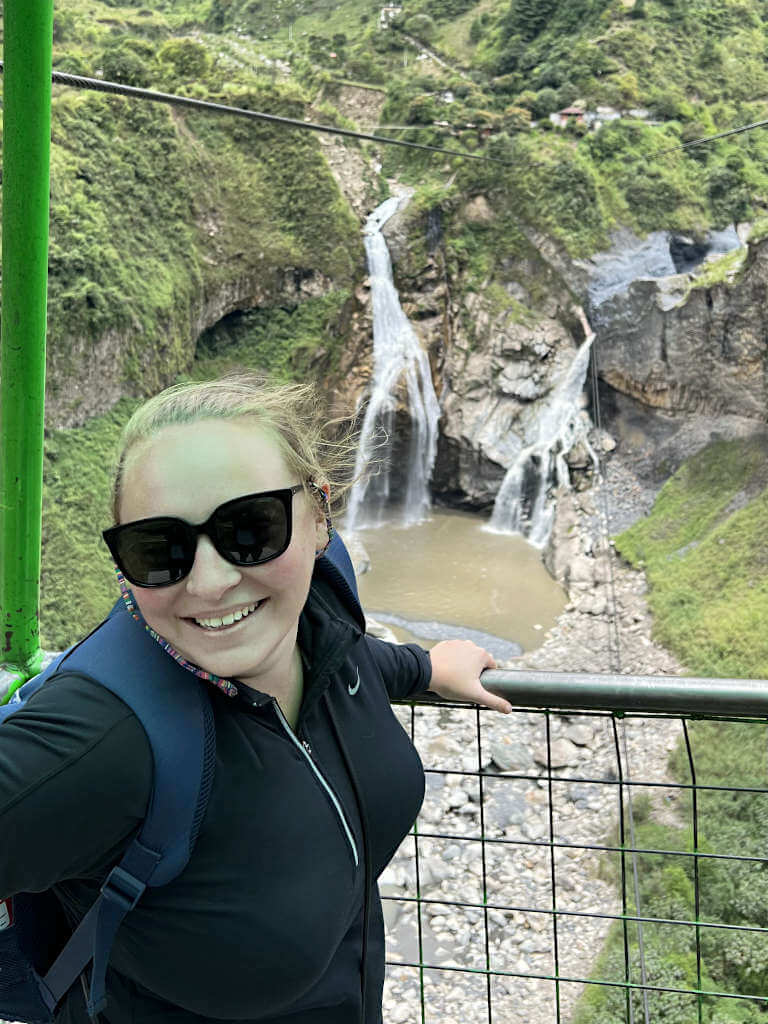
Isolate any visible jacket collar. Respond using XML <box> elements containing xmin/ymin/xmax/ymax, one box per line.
<box><xmin>228</xmin><ymin>565</ymin><xmax>364</xmax><ymax>714</ymax></box>
<box><xmin>295</xmin><ymin>568</ymin><xmax>364</xmax><ymax>719</ymax></box>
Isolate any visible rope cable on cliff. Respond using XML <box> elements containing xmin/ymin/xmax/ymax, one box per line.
<box><xmin>0</xmin><ymin>62</ymin><xmax>515</xmax><ymax>167</ymax></box>
<box><xmin>586</xmin><ymin>318</ymin><xmax>652</xmax><ymax>1024</ymax></box>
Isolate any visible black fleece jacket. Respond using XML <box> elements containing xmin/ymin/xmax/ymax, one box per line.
<box><xmin>0</xmin><ymin>566</ymin><xmax>432</xmax><ymax>1023</ymax></box>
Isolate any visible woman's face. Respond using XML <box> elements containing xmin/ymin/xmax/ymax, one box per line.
<box><xmin>118</xmin><ymin>418</ymin><xmax>327</xmax><ymax>691</ymax></box>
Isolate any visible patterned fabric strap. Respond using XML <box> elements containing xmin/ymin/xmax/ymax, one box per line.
<box><xmin>114</xmin><ymin>567</ymin><xmax>240</xmax><ymax>697</ymax></box>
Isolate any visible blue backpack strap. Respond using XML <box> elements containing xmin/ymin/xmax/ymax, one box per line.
<box><xmin>318</xmin><ymin>531</ymin><xmax>365</xmax><ymax>630</ymax></box>
<box><xmin>29</xmin><ymin>606</ymin><xmax>216</xmax><ymax>1017</ymax></box>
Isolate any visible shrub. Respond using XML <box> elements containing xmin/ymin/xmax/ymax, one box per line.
<box><xmin>157</xmin><ymin>38</ymin><xmax>212</xmax><ymax>82</ymax></box>
<box><xmin>530</xmin><ymin>86</ymin><xmax>558</xmax><ymax>118</ymax></box>
<box><xmin>502</xmin><ymin>104</ymin><xmax>532</xmax><ymax>130</ymax></box>
<box><xmin>99</xmin><ymin>42</ymin><xmax>152</xmax><ymax>87</ymax></box>
<box><xmin>404</xmin><ymin>14</ymin><xmax>437</xmax><ymax>41</ymax></box>
<box><xmin>407</xmin><ymin>94</ymin><xmax>440</xmax><ymax>124</ymax></box>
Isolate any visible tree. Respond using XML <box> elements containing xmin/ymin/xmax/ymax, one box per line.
<box><xmin>503</xmin><ymin>0</ymin><xmax>557</xmax><ymax>43</ymax></box>
<box><xmin>404</xmin><ymin>13</ymin><xmax>437</xmax><ymax>41</ymax></box>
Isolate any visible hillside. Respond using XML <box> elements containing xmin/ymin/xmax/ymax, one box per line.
<box><xmin>38</xmin><ymin>0</ymin><xmax>768</xmax><ymax>363</ymax></box>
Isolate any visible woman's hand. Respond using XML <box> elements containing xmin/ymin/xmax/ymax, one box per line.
<box><xmin>427</xmin><ymin>640</ymin><xmax>512</xmax><ymax>714</ymax></box>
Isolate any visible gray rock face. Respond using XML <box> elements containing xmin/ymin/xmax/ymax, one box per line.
<box><xmin>434</xmin><ymin>292</ymin><xmax>583</xmax><ymax>510</ymax></box>
<box><xmin>45</xmin><ymin>265</ymin><xmax>337</xmax><ymax>430</ymax></box>
<box><xmin>592</xmin><ymin>235</ymin><xmax>768</xmax><ymax>419</ymax></box>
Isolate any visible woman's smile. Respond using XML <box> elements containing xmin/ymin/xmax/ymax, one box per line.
<box><xmin>186</xmin><ymin>598</ymin><xmax>267</xmax><ymax>631</ymax></box>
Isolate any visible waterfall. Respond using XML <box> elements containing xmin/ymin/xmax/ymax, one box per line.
<box><xmin>487</xmin><ymin>334</ymin><xmax>598</xmax><ymax>547</ymax></box>
<box><xmin>346</xmin><ymin>196</ymin><xmax>441</xmax><ymax>530</ymax></box>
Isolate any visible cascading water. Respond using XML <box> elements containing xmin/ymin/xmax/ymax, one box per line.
<box><xmin>487</xmin><ymin>333</ymin><xmax>598</xmax><ymax>547</ymax></box>
<box><xmin>346</xmin><ymin>196</ymin><xmax>441</xmax><ymax>530</ymax></box>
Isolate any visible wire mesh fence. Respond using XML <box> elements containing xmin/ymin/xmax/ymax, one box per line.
<box><xmin>385</xmin><ymin>681</ymin><xmax>768</xmax><ymax>1024</ymax></box>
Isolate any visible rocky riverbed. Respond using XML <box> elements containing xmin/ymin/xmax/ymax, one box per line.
<box><xmin>380</xmin><ymin>461</ymin><xmax>686</xmax><ymax>1024</ymax></box>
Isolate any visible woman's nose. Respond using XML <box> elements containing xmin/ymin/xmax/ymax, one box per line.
<box><xmin>183</xmin><ymin>534</ymin><xmax>242</xmax><ymax>595</ymax></box>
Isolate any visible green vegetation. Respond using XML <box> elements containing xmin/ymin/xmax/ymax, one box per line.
<box><xmin>572</xmin><ymin>716</ymin><xmax>768</xmax><ymax>1023</ymax></box>
<box><xmin>615</xmin><ymin>438</ymin><xmax>768</xmax><ymax>680</ymax></box>
<box><xmin>35</xmin><ymin>0</ymin><xmax>768</xmax><ymax>409</ymax></box>
<box><xmin>568</xmin><ymin>439</ymin><xmax>768</xmax><ymax>1022</ymax></box>
<box><xmin>41</xmin><ymin>400</ymin><xmax>133</xmax><ymax>648</ymax></box>
<box><xmin>194</xmin><ymin>289</ymin><xmax>353</xmax><ymax>381</ymax></box>
<box><xmin>686</xmin><ymin>246</ymin><xmax>746</xmax><ymax>292</ymax></box>
<box><xmin>40</xmin><ymin>0</ymin><xmax>362</xmax><ymax>410</ymax></box>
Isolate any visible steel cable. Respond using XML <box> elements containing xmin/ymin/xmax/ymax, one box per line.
<box><xmin>0</xmin><ymin>62</ymin><xmax>515</xmax><ymax>167</ymax></box>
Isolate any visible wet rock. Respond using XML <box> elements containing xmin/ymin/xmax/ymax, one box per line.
<box><xmin>594</xmin><ymin>234</ymin><xmax>767</xmax><ymax>420</ymax></box>
<box><xmin>463</xmin><ymin>195</ymin><xmax>494</xmax><ymax>224</ymax></box>
<box><xmin>486</xmin><ymin>791</ymin><xmax>527</xmax><ymax>828</ymax></box>
<box><xmin>573</xmin><ymin>590</ymin><xmax>608</xmax><ymax>616</ymax></box>
<box><xmin>568</xmin><ymin>554</ymin><xmax>596</xmax><ymax>588</ymax></box>
<box><xmin>379</xmin><ymin>881</ymin><xmax>406</xmax><ymax>930</ymax></box>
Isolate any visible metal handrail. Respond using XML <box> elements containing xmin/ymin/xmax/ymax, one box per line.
<box><xmin>479</xmin><ymin>668</ymin><xmax>768</xmax><ymax>717</ymax></box>
<box><xmin>5</xmin><ymin>653</ymin><xmax>768</xmax><ymax>717</ymax></box>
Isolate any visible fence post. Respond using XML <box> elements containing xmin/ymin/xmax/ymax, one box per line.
<box><xmin>0</xmin><ymin>0</ymin><xmax>54</xmax><ymax>700</ymax></box>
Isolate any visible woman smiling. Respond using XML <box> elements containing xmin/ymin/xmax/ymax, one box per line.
<box><xmin>0</xmin><ymin>372</ymin><xmax>511</xmax><ymax>1024</ymax></box>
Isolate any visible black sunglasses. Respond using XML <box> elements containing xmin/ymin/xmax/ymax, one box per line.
<box><xmin>102</xmin><ymin>485</ymin><xmax>304</xmax><ymax>588</ymax></box>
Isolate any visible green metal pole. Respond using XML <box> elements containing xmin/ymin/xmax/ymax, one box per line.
<box><xmin>0</xmin><ymin>0</ymin><xmax>54</xmax><ymax>700</ymax></box>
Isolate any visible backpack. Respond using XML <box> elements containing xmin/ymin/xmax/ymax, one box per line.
<box><xmin>0</xmin><ymin>537</ymin><xmax>362</xmax><ymax>1023</ymax></box>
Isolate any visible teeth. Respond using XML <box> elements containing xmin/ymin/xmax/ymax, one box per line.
<box><xmin>194</xmin><ymin>602</ymin><xmax>259</xmax><ymax>630</ymax></box>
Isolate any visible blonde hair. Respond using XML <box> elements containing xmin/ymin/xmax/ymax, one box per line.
<box><xmin>109</xmin><ymin>371</ymin><xmax>359</xmax><ymax>524</ymax></box>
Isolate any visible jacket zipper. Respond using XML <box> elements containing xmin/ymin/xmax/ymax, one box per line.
<box><xmin>272</xmin><ymin>700</ymin><xmax>359</xmax><ymax>868</ymax></box>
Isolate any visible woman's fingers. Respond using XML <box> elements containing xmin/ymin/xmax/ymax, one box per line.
<box><xmin>476</xmin><ymin>681</ymin><xmax>512</xmax><ymax>714</ymax></box>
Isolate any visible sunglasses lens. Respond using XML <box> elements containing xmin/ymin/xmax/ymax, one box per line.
<box><xmin>217</xmin><ymin>495</ymin><xmax>289</xmax><ymax>565</ymax></box>
<box><xmin>111</xmin><ymin>492</ymin><xmax>293</xmax><ymax>587</ymax></box>
<box><xmin>116</xmin><ymin>521</ymin><xmax>192</xmax><ymax>587</ymax></box>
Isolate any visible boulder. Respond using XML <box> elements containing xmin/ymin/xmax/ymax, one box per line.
<box><xmin>463</xmin><ymin>195</ymin><xmax>495</xmax><ymax>224</ymax></box>
<box><xmin>534</xmin><ymin>738</ymin><xmax>580</xmax><ymax>768</ymax></box>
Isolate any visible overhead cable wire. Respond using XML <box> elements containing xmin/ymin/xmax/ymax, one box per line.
<box><xmin>0</xmin><ymin>62</ymin><xmax>513</xmax><ymax>167</ymax></box>
<box><xmin>657</xmin><ymin>117</ymin><xmax>768</xmax><ymax>155</ymax></box>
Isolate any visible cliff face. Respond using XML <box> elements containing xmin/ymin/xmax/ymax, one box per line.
<box><xmin>347</xmin><ymin>203</ymin><xmax>768</xmax><ymax>520</ymax></box>
<box><xmin>377</xmin><ymin>196</ymin><xmax>590</xmax><ymax>512</ymax></box>
<box><xmin>593</xmin><ymin>237</ymin><xmax>768</xmax><ymax>421</ymax></box>
<box><xmin>41</xmin><ymin>90</ymin><xmax>362</xmax><ymax>431</ymax></box>
<box><xmin>46</xmin><ymin>265</ymin><xmax>339</xmax><ymax>429</ymax></box>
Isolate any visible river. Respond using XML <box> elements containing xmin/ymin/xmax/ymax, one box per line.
<box><xmin>346</xmin><ymin>509</ymin><xmax>567</xmax><ymax>657</ymax></box>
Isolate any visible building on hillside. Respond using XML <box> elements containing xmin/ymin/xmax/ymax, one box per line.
<box><xmin>549</xmin><ymin>104</ymin><xmax>629</xmax><ymax>131</ymax></box>
<box><xmin>595</xmin><ymin>105</ymin><xmax>621</xmax><ymax>124</ymax></box>
<box><xmin>379</xmin><ymin>5</ymin><xmax>403</xmax><ymax>28</ymax></box>
<box><xmin>549</xmin><ymin>106</ymin><xmax>587</xmax><ymax>128</ymax></box>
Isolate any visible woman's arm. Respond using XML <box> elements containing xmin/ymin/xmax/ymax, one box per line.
<box><xmin>0</xmin><ymin>674</ymin><xmax>152</xmax><ymax>896</ymax></box>
<box><xmin>362</xmin><ymin>634</ymin><xmax>511</xmax><ymax>713</ymax></box>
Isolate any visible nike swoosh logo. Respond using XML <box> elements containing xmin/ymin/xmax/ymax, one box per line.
<box><xmin>348</xmin><ymin>667</ymin><xmax>360</xmax><ymax>696</ymax></box>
